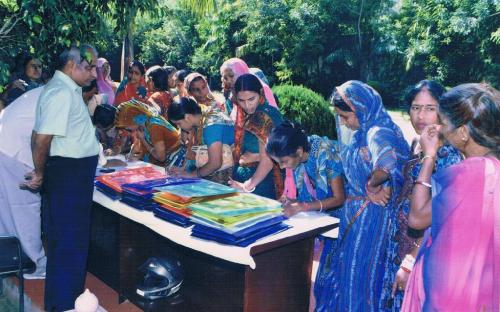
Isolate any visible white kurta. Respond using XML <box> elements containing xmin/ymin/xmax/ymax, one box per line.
<box><xmin>0</xmin><ymin>87</ymin><xmax>46</xmax><ymax>270</ymax></box>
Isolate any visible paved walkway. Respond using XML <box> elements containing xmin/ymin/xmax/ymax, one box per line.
<box><xmin>388</xmin><ymin>110</ymin><xmax>417</xmax><ymax>145</ymax></box>
<box><xmin>2</xmin><ymin>273</ymin><xmax>141</xmax><ymax>312</ymax></box>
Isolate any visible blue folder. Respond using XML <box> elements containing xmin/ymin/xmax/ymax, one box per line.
<box><xmin>95</xmin><ymin>181</ymin><xmax>121</xmax><ymax>200</ymax></box>
<box><xmin>153</xmin><ymin>206</ymin><xmax>192</xmax><ymax>227</ymax></box>
<box><xmin>191</xmin><ymin>222</ymin><xmax>290</xmax><ymax>247</ymax></box>
<box><xmin>122</xmin><ymin>177</ymin><xmax>200</xmax><ymax>191</ymax></box>
<box><xmin>120</xmin><ymin>194</ymin><xmax>157</xmax><ymax>211</ymax></box>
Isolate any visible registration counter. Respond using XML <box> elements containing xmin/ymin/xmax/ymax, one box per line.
<box><xmin>88</xmin><ymin>189</ymin><xmax>338</xmax><ymax>311</ymax></box>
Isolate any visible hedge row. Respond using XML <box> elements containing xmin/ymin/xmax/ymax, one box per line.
<box><xmin>273</xmin><ymin>85</ymin><xmax>337</xmax><ymax>139</ymax></box>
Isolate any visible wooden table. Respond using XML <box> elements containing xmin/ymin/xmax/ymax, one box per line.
<box><xmin>88</xmin><ymin>192</ymin><xmax>338</xmax><ymax>312</ymax></box>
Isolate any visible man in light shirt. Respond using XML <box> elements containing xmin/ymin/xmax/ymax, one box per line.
<box><xmin>22</xmin><ymin>44</ymin><xmax>99</xmax><ymax>311</ymax></box>
<box><xmin>0</xmin><ymin>87</ymin><xmax>47</xmax><ymax>279</ymax></box>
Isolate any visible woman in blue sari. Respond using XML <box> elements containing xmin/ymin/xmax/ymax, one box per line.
<box><xmin>265</xmin><ymin>121</ymin><xmax>345</xmax><ymax>215</ymax></box>
<box><xmin>379</xmin><ymin>80</ymin><xmax>462</xmax><ymax>311</ymax></box>
<box><xmin>228</xmin><ymin>73</ymin><xmax>283</xmax><ymax>199</ymax></box>
<box><xmin>403</xmin><ymin>83</ymin><xmax>500</xmax><ymax>311</ymax></box>
<box><xmin>314</xmin><ymin>80</ymin><xmax>409</xmax><ymax>311</ymax></box>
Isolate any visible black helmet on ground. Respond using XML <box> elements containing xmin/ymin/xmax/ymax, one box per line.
<box><xmin>136</xmin><ymin>256</ymin><xmax>183</xmax><ymax>300</ymax></box>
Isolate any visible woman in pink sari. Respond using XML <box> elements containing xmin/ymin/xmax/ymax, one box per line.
<box><xmin>96</xmin><ymin>58</ymin><xmax>117</xmax><ymax>105</ymax></box>
<box><xmin>403</xmin><ymin>83</ymin><xmax>500</xmax><ymax>311</ymax></box>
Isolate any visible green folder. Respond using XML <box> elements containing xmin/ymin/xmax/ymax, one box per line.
<box><xmin>188</xmin><ymin>193</ymin><xmax>282</xmax><ymax>216</ymax></box>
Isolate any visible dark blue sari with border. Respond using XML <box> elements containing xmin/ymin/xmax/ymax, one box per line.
<box><xmin>314</xmin><ymin>81</ymin><xmax>409</xmax><ymax>312</ymax></box>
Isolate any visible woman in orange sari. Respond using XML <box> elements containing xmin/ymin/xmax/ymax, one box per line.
<box><xmin>115</xmin><ymin>100</ymin><xmax>180</xmax><ymax>167</ymax></box>
<box><xmin>145</xmin><ymin>65</ymin><xmax>173</xmax><ymax>119</ymax></box>
<box><xmin>184</xmin><ymin>72</ymin><xmax>225</xmax><ymax>113</ymax></box>
<box><xmin>113</xmin><ymin>60</ymin><xmax>148</xmax><ymax>156</ymax></box>
<box><xmin>114</xmin><ymin>60</ymin><xmax>148</xmax><ymax>105</ymax></box>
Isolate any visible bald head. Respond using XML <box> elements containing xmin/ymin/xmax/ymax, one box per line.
<box><xmin>58</xmin><ymin>44</ymin><xmax>98</xmax><ymax>87</ymax></box>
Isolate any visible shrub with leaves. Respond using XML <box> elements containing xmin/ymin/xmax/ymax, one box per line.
<box><xmin>273</xmin><ymin>84</ymin><xmax>336</xmax><ymax>139</ymax></box>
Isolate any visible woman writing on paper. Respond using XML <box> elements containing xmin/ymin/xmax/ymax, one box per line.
<box><xmin>228</xmin><ymin>74</ymin><xmax>283</xmax><ymax>199</ymax></box>
<box><xmin>265</xmin><ymin>121</ymin><xmax>345</xmax><ymax>216</ymax></box>
<box><xmin>168</xmin><ymin>97</ymin><xmax>235</xmax><ymax>183</ymax></box>
<box><xmin>115</xmin><ymin>100</ymin><xmax>181</xmax><ymax>167</ymax></box>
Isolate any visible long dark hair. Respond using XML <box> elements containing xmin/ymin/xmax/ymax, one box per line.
<box><xmin>439</xmin><ymin>83</ymin><xmax>500</xmax><ymax>158</ymax></box>
<box><xmin>168</xmin><ymin>97</ymin><xmax>202</xmax><ymax>121</ymax></box>
<box><xmin>405</xmin><ymin>80</ymin><xmax>446</xmax><ymax>112</ymax></box>
<box><xmin>14</xmin><ymin>52</ymin><xmax>38</xmax><ymax>74</ymax></box>
<box><xmin>266</xmin><ymin>121</ymin><xmax>310</xmax><ymax>157</ymax></box>
<box><xmin>146</xmin><ymin>66</ymin><xmax>168</xmax><ymax>91</ymax></box>
<box><xmin>234</xmin><ymin>73</ymin><xmax>263</xmax><ymax>94</ymax></box>
<box><xmin>163</xmin><ymin>65</ymin><xmax>177</xmax><ymax>78</ymax></box>
<box><xmin>175</xmin><ymin>69</ymin><xmax>191</xmax><ymax>85</ymax></box>
<box><xmin>129</xmin><ymin>60</ymin><xmax>145</xmax><ymax>75</ymax></box>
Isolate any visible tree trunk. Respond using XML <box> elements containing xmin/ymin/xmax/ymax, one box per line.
<box><xmin>120</xmin><ymin>9</ymin><xmax>135</xmax><ymax>80</ymax></box>
<box><xmin>120</xmin><ymin>36</ymin><xmax>127</xmax><ymax>80</ymax></box>
<box><xmin>357</xmin><ymin>0</ymin><xmax>367</xmax><ymax>80</ymax></box>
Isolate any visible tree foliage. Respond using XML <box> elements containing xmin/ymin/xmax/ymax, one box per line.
<box><xmin>0</xmin><ymin>0</ymin><xmax>162</xmax><ymax>86</ymax></box>
<box><xmin>1</xmin><ymin>0</ymin><xmax>498</xmax><ymax>105</ymax></box>
<box><xmin>0</xmin><ymin>2</ymin><xmax>23</xmax><ymax>91</ymax></box>
<box><xmin>178</xmin><ymin>0</ymin><xmax>216</xmax><ymax>18</ymax></box>
<box><xmin>184</xmin><ymin>0</ymin><xmax>498</xmax><ymax>104</ymax></box>
<box><xmin>136</xmin><ymin>8</ymin><xmax>199</xmax><ymax>69</ymax></box>
<box><xmin>18</xmin><ymin>0</ymin><xmax>105</xmax><ymax>63</ymax></box>
<box><xmin>189</xmin><ymin>1</ymin><xmax>247</xmax><ymax>77</ymax></box>
<box><xmin>273</xmin><ymin>85</ymin><xmax>337</xmax><ymax>139</ymax></box>
<box><xmin>394</xmin><ymin>0</ymin><xmax>499</xmax><ymax>88</ymax></box>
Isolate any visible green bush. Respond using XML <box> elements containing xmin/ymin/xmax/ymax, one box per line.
<box><xmin>273</xmin><ymin>85</ymin><xmax>337</xmax><ymax>139</ymax></box>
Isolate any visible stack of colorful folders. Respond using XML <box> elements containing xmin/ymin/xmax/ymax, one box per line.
<box><xmin>95</xmin><ymin>167</ymin><xmax>166</xmax><ymax>200</ymax></box>
<box><xmin>121</xmin><ymin>177</ymin><xmax>200</xmax><ymax>211</ymax></box>
<box><xmin>152</xmin><ymin>180</ymin><xmax>238</xmax><ymax>227</ymax></box>
<box><xmin>189</xmin><ymin>193</ymin><xmax>290</xmax><ymax>247</ymax></box>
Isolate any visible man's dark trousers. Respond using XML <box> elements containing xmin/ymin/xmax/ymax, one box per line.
<box><xmin>43</xmin><ymin>155</ymin><xmax>98</xmax><ymax>312</ymax></box>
